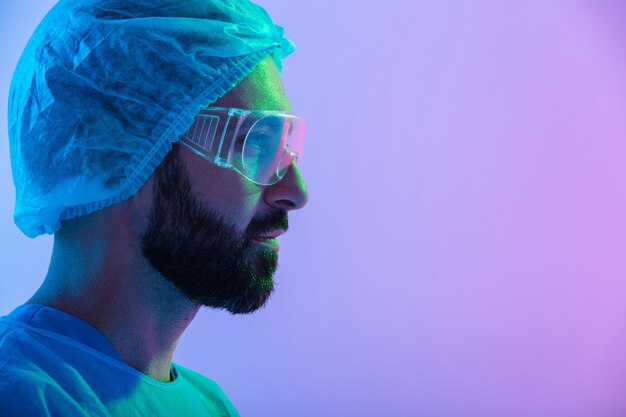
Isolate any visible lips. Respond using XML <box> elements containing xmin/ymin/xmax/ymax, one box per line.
<box><xmin>250</xmin><ymin>232</ymin><xmax>282</xmax><ymax>252</ymax></box>
<box><xmin>251</xmin><ymin>230</ymin><xmax>284</xmax><ymax>241</ymax></box>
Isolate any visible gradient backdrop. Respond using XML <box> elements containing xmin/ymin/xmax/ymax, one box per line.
<box><xmin>2</xmin><ymin>1</ymin><xmax>626</xmax><ymax>416</ymax></box>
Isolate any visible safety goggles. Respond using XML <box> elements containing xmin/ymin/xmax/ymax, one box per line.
<box><xmin>178</xmin><ymin>107</ymin><xmax>306</xmax><ymax>186</ymax></box>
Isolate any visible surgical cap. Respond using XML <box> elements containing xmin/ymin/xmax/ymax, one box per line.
<box><xmin>8</xmin><ymin>0</ymin><xmax>295</xmax><ymax>238</ymax></box>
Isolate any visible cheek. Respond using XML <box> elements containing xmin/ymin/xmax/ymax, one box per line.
<box><xmin>193</xmin><ymin>165</ymin><xmax>264</xmax><ymax>229</ymax></box>
<box><xmin>181</xmin><ymin>146</ymin><xmax>264</xmax><ymax>228</ymax></box>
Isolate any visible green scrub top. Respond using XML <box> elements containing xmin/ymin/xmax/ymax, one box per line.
<box><xmin>0</xmin><ymin>304</ymin><xmax>240</xmax><ymax>417</ymax></box>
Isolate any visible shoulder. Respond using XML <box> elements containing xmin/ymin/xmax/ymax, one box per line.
<box><xmin>0</xmin><ymin>366</ymin><xmax>107</xmax><ymax>417</ymax></box>
<box><xmin>0</xmin><ymin>322</ymin><xmax>109</xmax><ymax>417</ymax></box>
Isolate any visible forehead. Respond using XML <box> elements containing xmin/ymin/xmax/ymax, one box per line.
<box><xmin>211</xmin><ymin>56</ymin><xmax>292</xmax><ymax>112</ymax></box>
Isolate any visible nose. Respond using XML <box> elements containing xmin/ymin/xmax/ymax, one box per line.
<box><xmin>264</xmin><ymin>163</ymin><xmax>309</xmax><ymax>211</ymax></box>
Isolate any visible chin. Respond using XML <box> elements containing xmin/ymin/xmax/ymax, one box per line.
<box><xmin>220</xmin><ymin>288</ymin><xmax>274</xmax><ymax>315</ymax></box>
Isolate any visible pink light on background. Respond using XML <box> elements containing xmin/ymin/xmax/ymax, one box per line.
<box><xmin>1</xmin><ymin>1</ymin><xmax>626</xmax><ymax>416</ymax></box>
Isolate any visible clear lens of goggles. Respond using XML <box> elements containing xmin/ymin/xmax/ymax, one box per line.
<box><xmin>179</xmin><ymin>107</ymin><xmax>306</xmax><ymax>185</ymax></box>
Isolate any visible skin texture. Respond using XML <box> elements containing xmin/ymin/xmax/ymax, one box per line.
<box><xmin>28</xmin><ymin>57</ymin><xmax>308</xmax><ymax>382</ymax></box>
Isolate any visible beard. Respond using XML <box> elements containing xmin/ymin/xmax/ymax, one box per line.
<box><xmin>141</xmin><ymin>145</ymin><xmax>288</xmax><ymax>314</ymax></box>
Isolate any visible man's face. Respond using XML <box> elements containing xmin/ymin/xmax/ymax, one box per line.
<box><xmin>140</xmin><ymin>57</ymin><xmax>308</xmax><ymax>314</ymax></box>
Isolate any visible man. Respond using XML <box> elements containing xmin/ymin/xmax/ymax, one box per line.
<box><xmin>0</xmin><ymin>1</ymin><xmax>307</xmax><ymax>415</ymax></box>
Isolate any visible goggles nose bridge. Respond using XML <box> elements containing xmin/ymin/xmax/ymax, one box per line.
<box><xmin>275</xmin><ymin>149</ymin><xmax>298</xmax><ymax>180</ymax></box>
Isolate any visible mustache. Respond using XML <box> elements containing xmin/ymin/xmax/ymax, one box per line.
<box><xmin>246</xmin><ymin>210</ymin><xmax>289</xmax><ymax>238</ymax></box>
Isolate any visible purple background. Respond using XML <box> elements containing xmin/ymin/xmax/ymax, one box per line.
<box><xmin>2</xmin><ymin>1</ymin><xmax>626</xmax><ymax>416</ymax></box>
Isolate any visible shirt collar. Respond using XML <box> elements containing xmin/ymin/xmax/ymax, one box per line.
<box><xmin>5</xmin><ymin>303</ymin><xmax>125</xmax><ymax>362</ymax></box>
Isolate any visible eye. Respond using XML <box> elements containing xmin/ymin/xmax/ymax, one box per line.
<box><xmin>241</xmin><ymin>130</ymin><xmax>282</xmax><ymax>177</ymax></box>
<box><xmin>246</xmin><ymin>135</ymin><xmax>263</xmax><ymax>152</ymax></box>
<box><xmin>245</xmin><ymin>134</ymin><xmax>267</xmax><ymax>156</ymax></box>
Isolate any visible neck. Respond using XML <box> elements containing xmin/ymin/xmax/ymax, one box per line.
<box><xmin>30</xmin><ymin>290</ymin><xmax>199</xmax><ymax>383</ymax></box>
<box><xmin>29</xmin><ymin>199</ymin><xmax>200</xmax><ymax>383</ymax></box>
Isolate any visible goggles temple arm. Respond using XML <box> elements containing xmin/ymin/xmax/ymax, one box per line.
<box><xmin>214</xmin><ymin>112</ymin><xmax>233</xmax><ymax>166</ymax></box>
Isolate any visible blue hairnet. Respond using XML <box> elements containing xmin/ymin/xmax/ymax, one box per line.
<box><xmin>8</xmin><ymin>0</ymin><xmax>295</xmax><ymax>238</ymax></box>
